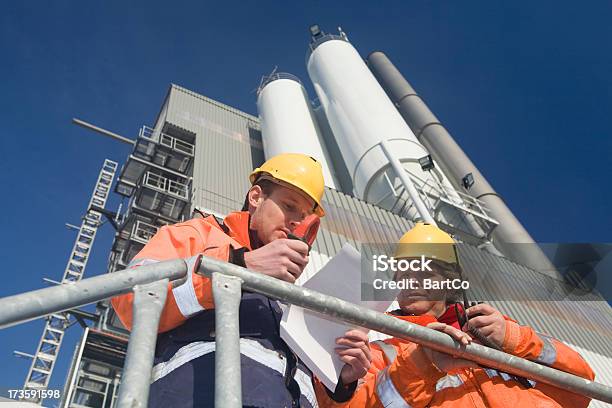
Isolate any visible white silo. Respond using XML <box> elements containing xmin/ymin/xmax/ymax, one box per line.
<box><xmin>257</xmin><ymin>72</ymin><xmax>338</xmax><ymax>189</ymax></box>
<box><xmin>306</xmin><ymin>30</ymin><xmax>451</xmax><ymax>222</ymax></box>
<box><xmin>305</xmin><ymin>28</ymin><xmax>501</xmax><ymax>238</ymax></box>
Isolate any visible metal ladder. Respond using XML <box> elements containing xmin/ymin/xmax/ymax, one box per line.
<box><xmin>22</xmin><ymin>160</ymin><xmax>118</xmax><ymax>403</ymax></box>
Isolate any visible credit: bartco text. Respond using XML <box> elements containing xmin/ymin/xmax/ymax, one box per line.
<box><xmin>372</xmin><ymin>278</ymin><xmax>470</xmax><ymax>290</ymax></box>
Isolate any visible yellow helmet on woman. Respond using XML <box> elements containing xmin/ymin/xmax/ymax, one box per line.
<box><xmin>394</xmin><ymin>222</ymin><xmax>457</xmax><ymax>265</ymax></box>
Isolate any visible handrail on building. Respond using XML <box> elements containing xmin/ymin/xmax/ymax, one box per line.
<box><xmin>139</xmin><ymin>125</ymin><xmax>195</xmax><ymax>157</ymax></box>
<box><xmin>306</xmin><ymin>31</ymin><xmax>349</xmax><ymax>62</ymax></box>
<box><xmin>257</xmin><ymin>71</ymin><xmax>304</xmax><ymax>95</ymax></box>
<box><xmin>0</xmin><ymin>257</ymin><xmax>611</xmax><ymax>407</ymax></box>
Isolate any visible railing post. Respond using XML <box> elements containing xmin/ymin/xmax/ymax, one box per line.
<box><xmin>116</xmin><ymin>279</ymin><xmax>168</xmax><ymax>408</ymax></box>
<box><xmin>212</xmin><ymin>272</ymin><xmax>243</xmax><ymax>408</ymax></box>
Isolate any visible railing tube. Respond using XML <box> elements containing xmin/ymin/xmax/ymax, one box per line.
<box><xmin>116</xmin><ymin>279</ymin><xmax>168</xmax><ymax>408</ymax></box>
<box><xmin>197</xmin><ymin>256</ymin><xmax>612</xmax><ymax>404</ymax></box>
<box><xmin>0</xmin><ymin>259</ymin><xmax>187</xmax><ymax>329</ymax></box>
<box><xmin>212</xmin><ymin>272</ymin><xmax>243</xmax><ymax>408</ymax></box>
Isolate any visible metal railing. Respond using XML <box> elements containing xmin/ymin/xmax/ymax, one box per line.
<box><xmin>139</xmin><ymin>126</ymin><xmax>195</xmax><ymax>156</ymax></box>
<box><xmin>131</xmin><ymin>220</ymin><xmax>159</xmax><ymax>245</ymax></box>
<box><xmin>373</xmin><ymin>155</ymin><xmax>499</xmax><ymax>238</ymax></box>
<box><xmin>398</xmin><ymin>167</ymin><xmax>497</xmax><ymax>225</ymax></box>
<box><xmin>1</xmin><ymin>257</ymin><xmax>611</xmax><ymax>407</ymax></box>
<box><xmin>142</xmin><ymin>171</ymin><xmax>189</xmax><ymax>200</ymax></box>
<box><xmin>306</xmin><ymin>31</ymin><xmax>349</xmax><ymax>61</ymax></box>
<box><xmin>257</xmin><ymin>71</ymin><xmax>303</xmax><ymax>95</ymax></box>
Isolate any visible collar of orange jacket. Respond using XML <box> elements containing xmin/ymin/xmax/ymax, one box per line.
<box><xmin>388</xmin><ymin>304</ymin><xmax>462</xmax><ymax>329</ymax></box>
<box><xmin>391</xmin><ymin>313</ymin><xmax>438</xmax><ymax>327</ymax></box>
<box><xmin>205</xmin><ymin>211</ymin><xmax>253</xmax><ymax>250</ymax></box>
<box><xmin>437</xmin><ymin>303</ymin><xmax>462</xmax><ymax>329</ymax></box>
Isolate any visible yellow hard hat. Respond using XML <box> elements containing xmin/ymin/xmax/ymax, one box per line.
<box><xmin>394</xmin><ymin>222</ymin><xmax>457</xmax><ymax>265</ymax></box>
<box><xmin>249</xmin><ymin>153</ymin><xmax>326</xmax><ymax>217</ymax></box>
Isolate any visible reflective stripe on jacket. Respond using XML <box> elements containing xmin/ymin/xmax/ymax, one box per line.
<box><xmin>111</xmin><ymin>211</ymin><xmax>318</xmax><ymax>408</ymax></box>
<box><xmin>315</xmin><ymin>313</ymin><xmax>595</xmax><ymax>408</ymax></box>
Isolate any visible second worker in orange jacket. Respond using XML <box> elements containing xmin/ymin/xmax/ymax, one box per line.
<box><xmin>315</xmin><ymin>223</ymin><xmax>595</xmax><ymax>408</ymax></box>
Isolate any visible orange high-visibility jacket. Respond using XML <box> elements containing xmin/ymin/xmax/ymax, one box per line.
<box><xmin>315</xmin><ymin>314</ymin><xmax>595</xmax><ymax>408</ymax></box>
<box><xmin>111</xmin><ymin>211</ymin><xmax>251</xmax><ymax>333</ymax></box>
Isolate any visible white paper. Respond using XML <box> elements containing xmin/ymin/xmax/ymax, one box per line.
<box><xmin>280</xmin><ymin>243</ymin><xmax>393</xmax><ymax>391</ymax></box>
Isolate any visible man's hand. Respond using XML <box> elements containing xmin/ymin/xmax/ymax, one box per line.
<box><xmin>243</xmin><ymin>239</ymin><xmax>309</xmax><ymax>283</ymax></box>
<box><xmin>463</xmin><ymin>303</ymin><xmax>506</xmax><ymax>348</ymax></box>
<box><xmin>335</xmin><ymin>329</ymin><xmax>372</xmax><ymax>384</ymax></box>
<box><xmin>422</xmin><ymin>322</ymin><xmax>477</xmax><ymax>374</ymax></box>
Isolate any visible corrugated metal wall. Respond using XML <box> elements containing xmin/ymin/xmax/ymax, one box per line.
<box><xmin>163</xmin><ymin>84</ymin><xmax>612</xmax><ymax>404</ymax></box>
<box><xmin>165</xmin><ymin>84</ymin><xmax>265</xmax><ymax>215</ymax></box>
<box><xmin>459</xmin><ymin>244</ymin><xmax>611</xmax><ymax>351</ymax></box>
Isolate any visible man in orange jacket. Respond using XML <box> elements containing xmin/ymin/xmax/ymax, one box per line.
<box><xmin>315</xmin><ymin>222</ymin><xmax>595</xmax><ymax>408</ymax></box>
<box><xmin>112</xmin><ymin>153</ymin><xmax>371</xmax><ymax>407</ymax></box>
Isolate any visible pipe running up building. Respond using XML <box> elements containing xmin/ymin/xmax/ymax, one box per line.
<box><xmin>366</xmin><ymin>51</ymin><xmax>558</xmax><ymax>277</ymax></box>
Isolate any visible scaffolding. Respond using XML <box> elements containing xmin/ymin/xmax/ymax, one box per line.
<box><xmin>114</xmin><ymin>125</ymin><xmax>194</xmax><ymax>198</ymax></box>
<box><xmin>61</xmin><ymin>328</ymin><xmax>126</xmax><ymax>408</ymax></box>
<box><xmin>108</xmin><ymin>124</ymin><xmax>194</xmax><ymax>277</ymax></box>
<box><xmin>27</xmin><ymin>121</ymin><xmax>199</xmax><ymax>407</ymax></box>
<box><xmin>12</xmin><ymin>116</ymin><xmax>197</xmax><ymax>406</ymax></box>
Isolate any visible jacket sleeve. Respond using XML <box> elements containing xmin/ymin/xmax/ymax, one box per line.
<box><xmin>314</xmin><ymin>345</ymin><xmax>385</xmax><ymax>408</ymax></box>
<box><xmin>111</xmin><ymin>220</ymin><xmax>229</xmax><ymax>333</ymax></box>
<box><xmin>315</xmin><ymin>341</ymin><xmax>444</xmax><ymax>408</ymax></box>
<box><xmin>502</xmin><ymin>319</ymin><xmax>595</xmax><ymax>407</ymax></box>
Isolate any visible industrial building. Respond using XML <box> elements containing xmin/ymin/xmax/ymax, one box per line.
<box><xmin>7</xmin><ymin>27</ymin><xmax>611</xmax><ymax>407</ymax></box>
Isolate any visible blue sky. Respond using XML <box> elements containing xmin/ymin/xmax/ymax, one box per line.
<box><xmin>1</xmin><ymin>1</ymin><xmax>611</xmax><ymax>402</ymax></box>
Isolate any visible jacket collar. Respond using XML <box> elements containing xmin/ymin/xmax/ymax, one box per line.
<box><xmin>437</xmin><ymin>303</ymin><xmax>462</xmax><ymax>329</ymax></box>
<box><xmin>387</xmin><ymin>305</ymin><xmax>461</xmax><ymax>329</ymax></box>
<box><xmin>222</xmin><ymin>211</ymin><xmax>253</xmax><ymax>250</ymax></box>
<box><xmin>392</xmin><ymin>313</ymin><xmax>437</xmax><ymax>327</ymax></box>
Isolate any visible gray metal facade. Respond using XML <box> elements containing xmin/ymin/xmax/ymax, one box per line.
<box><xmin>161</xmin><ymin>84</ymin><xmax>265</xmax><ymax>216</ymax></box>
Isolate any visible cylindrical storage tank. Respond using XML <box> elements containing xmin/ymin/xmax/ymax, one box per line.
<box><xmin>306</xmin><ymin>35</ymin><xmax>447</xmax><ymax>211</ymax></box>
<box><xmin>366</xmin><ymin>51</ymin><xmax>559</xmax><ymax>274</ymax></box>
<box><xmin>257</xmin><ymin>73</ymin><xmax>338</xmax><ymax>189</ymax></box>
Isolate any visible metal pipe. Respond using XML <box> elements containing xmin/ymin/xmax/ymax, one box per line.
<box><xmin>117</xmin><ymin>280</ymin><xmax>168</xmax><ymax>408</ymax></box>
<box><xmin>380</xmin><ymin>139</ymin><xmax>436</xmax><ymax>225</ymax></box>
<box><xmin>0</xmin><ymin>259</ymin><xmax>187</xmax><ymax>329</ymax></box>
<box><xmin>13</xmin><ymin>351</ymin><xmax>34</xmax><ymax>359</ymax></box>
<box><xmin>367</xmin><ymin>52</ymin><xmax>558</xmax><ymax>277</ymax></box>
<box><xmin>212</xmin><ymin>272</ymin><xmax>243</xmax><ymax>408</ymax></box>
<box><xmin>72</xmin><ymin>118</ymin><xmax>136</xmax><ymax>146</ymax></box>
<box><xmin>197</xmin><ymin>257</ymin><xmax>612</xmax><ymax>404</ymax></box>
<box><xmin>42</xmin><ymin>277</ymin><xmax>62</xmax><ymax>285</ymax></box>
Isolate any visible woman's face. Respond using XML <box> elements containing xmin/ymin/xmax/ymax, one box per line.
<box><xmin>396</xmin><ymin>261</ymin><xmax>450</xmax><ymax>317</ymax></box>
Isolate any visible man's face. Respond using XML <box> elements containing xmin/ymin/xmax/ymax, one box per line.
<box><xmin>396</xmin><ymin>261</ymin><xmax>449</xmax><ymax>317</ymax></box>
<box><xmin>249</xmin><ymin>182</ymin><xmax>315</xmax><ymax>245</ymax></box>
